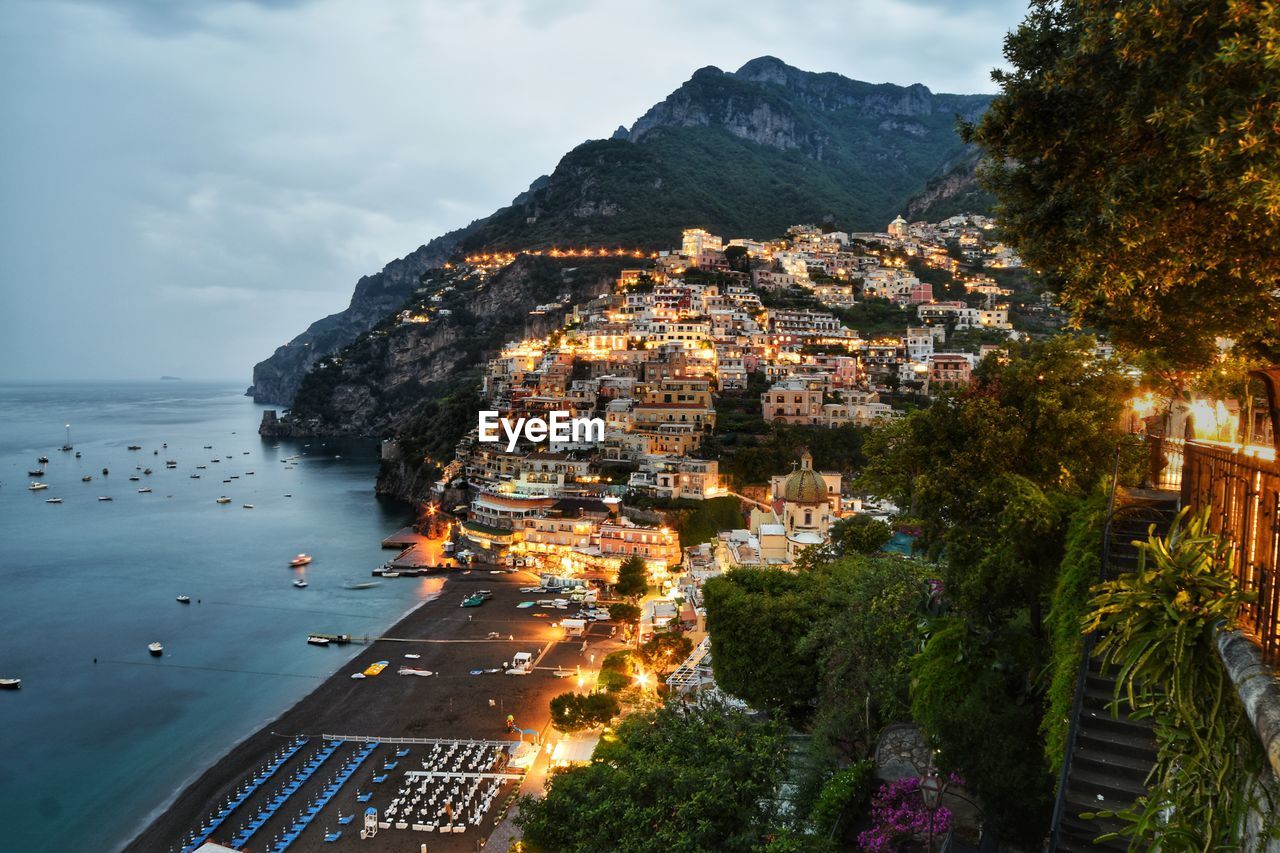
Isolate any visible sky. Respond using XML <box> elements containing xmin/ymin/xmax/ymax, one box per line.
<box><xmin>0</xmin><ymin>0</ymin><xmax>1026</xmax><ymax>383</ymax></box>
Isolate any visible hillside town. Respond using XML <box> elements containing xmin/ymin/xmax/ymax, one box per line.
<box><xmin>405</xmin><ymin>215</ymin><xmax>1057</xmax><ymax>625</ymax></box>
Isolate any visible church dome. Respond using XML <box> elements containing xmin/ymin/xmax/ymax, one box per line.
<box><xmin>783</xmin><ymin>467</ymin><xmax>826</xmax><ymax>503</ymax></box>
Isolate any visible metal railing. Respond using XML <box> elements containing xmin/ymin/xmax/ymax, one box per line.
<box><xmin>1180</xmin><ymin>441</ymin><xmax>1280</xmax><ymax>665</ymax></box>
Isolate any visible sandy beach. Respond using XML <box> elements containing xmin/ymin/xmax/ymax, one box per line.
<box><xmin>127</xmin><ymin>566</ymin><xmax>620</xmax><ymax>853</ymax></box>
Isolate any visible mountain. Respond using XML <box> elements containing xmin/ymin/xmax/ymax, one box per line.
<box><xmin>250</xmin><ymin>56</ymin><xmax>992</xmax><ymax>404</ymax></box>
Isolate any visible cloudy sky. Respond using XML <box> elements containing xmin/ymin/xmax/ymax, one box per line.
<box><xmin>0</xmin><ymin>0</ymin><xmax>1026</xmax><ymax>382</ymax></box>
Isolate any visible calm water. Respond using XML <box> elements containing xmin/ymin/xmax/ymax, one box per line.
<box><xmin>0</xmin><ymin>382</ymin><xmax>427</xmax><ymax>852</ymax></box>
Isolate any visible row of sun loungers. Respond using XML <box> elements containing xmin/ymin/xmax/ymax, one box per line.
<box><xmin>176</xmin><ymin>736</ymin><xmax>308</xmax><ymax>853</ymax></box>
<box><xmin>264</xmin><ymin>741</ymin><xmax>377</xmax><ymax>852</ymax></box>
<box><xmin>374</xmin><ymin>741</ymin><xmax>508</xmax><ymax>834</ymax></box>
<box><xmin>227</xmin><ymin>740</ymin><xmax>341</xmax><ymax>848</ymax></box>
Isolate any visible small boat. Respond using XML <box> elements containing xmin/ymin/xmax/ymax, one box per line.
<box><xmin>190</xmin><ymin>474</ymin><xmax>200</xmax><ymax>479</ymax></box>
<box><xmin>0</xmin><ymin>678</ymin><xmax>20</xmax><ymax>690</ymax></box>
<box><xmin>27</xmin><ymin>469</ymin><xmax>44</xmax><ymax>476</ymax></box>
<box><xmin>245</xmin><ymin>471</ymin><xmax>254</xmax><ymax>475</ymax></box>
<box><xmin>82</xmin><ymin>476</ymin><xmax>92</xmax><ymax>482</ymax></box>
<box><xmin>37</xmin><ymin>455</ymin><xmax>49</xmax><ymax>464</ymax></box>
<box><xmin>28</xmin><ymin>482</ymin><xmax>47</xmax><ymax>491</ymax></box>
<box><xmin>242</xmin><ymin>503</ymin><xmax>254</xmax><ymax>509</ymax></box>
<box><xmin>129</xmin><ymin>476</ymin><xmax>140</xmax><ymax>481</ymax></box>
<box><xmin>243</xmin><ymin>451</ymin><xmax>250</xmax><ymax>455</ymax></box>
<box><xmin>293</xmin><ymin>579</ymin><xmax>308</xmax><ymax>588</ymax></box>
<box><xmin>283</xmin><ymin>493</ymin><xmax>292</xmax><ymax>498</ymax></box>
<box><xmin>397</xmin><ymin>667</ymin><xmax>433</xmax><ymax>677</ymax></box>
<box><xmin>102</xmin><ymin>468</ymin><xmax>109</xmax><ymax>475</ymax></box>
<box><xmin>404</xmin><ymin>653</ymin><xmax>421</xmax><ymax>659</ymax></box>
<box><xmin>196</xmin><ymin>465</ymin><xmax>206</xmax><ymax>469</ymax></box>
<box><xmin>74</xmin><ymin>452</ymin><xmax>80</xmax><ymax>458</ymax></box>
<box><xmin>290</xmin><ymin>554</ymin><xmax>312</xmax><ymax>567</ymax></box>
<box><xmin>45</xmin><ymin>498</ymin><xmax>63</xmax><ymax>504</ymax></box>
<box><xmin>203</xmin><ymin>445</ymin><xmax>212</xmax><ymax>449</ymax></box>
<box><xmin>460</xmin><ymin>593</ymin><xmax>485</xmax><ymax>608</ymax></box>
<box><xmin>165</xmin><ymin>460</ymin><xmax>177</xmax><ymax>466</ymax></box>
<box><xmin>350</xmin><ymin>672</ymin><xmax>365</xmax><ymax>679</ymax></box>
<box><xmin>381</xmin><ymin>571</ymin><xmax>400</xmax><ymax>578</ymax></box>
<box><xmin>98</xmin><ymin>496</ymin><xmax>112</xmax><ymax>501</ymax></box>
<box><xmin>176</xmin><ymin>595</ymin><xmax>191</xmax><ymax>604</ymax></box>
<box><xmin>342</xmin><ymin>581</ymin><xmax>380</xmax><ymax>590</ymax></box>
<box><xmin>307</xmin><ymin>635</ymin><xmax>330</xmax><ymax>646</ymax></box>
<box><xmin>215</xmin><ymin>497</ymin><xmax>231</xmax><ymax>504</ymax></box>
<box><xmin>127</xmin><ymin>445</ymin><xmax>142</xmax><ymax>451</ymax></box>
<box><xmin>222</xmin><ymin>479</ymin><xmax>231</xmax><ymax>484</ymax></box>
<box><xmin>362</xmin><ymin>661</ymin><xmax>389</xmax><ymax>677</ymax></box>
<box><xmin>143</xmin><ymin>468</ymin><xmax>152</xmax><ymax>475</ymax></box>
<box><xmin>138</xmin><ymin>487</ymin><xmax>152</xmax><ymax>493</ymax></box>
<box><xmin>148</xmin><ymin>642</ymin><xmax>163</xmax><ymax>657</ymax></box>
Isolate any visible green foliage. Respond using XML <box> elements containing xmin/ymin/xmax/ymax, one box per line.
<box><xmin>637</xmin><ymin>632</ymin><xmax>692</xmax><ymax>674</ymax></box>
<box><xmin>832</xmin><ymin>298</ymin><xmax>914</xmax><ymax>337</ymax></box>
<box><xmin>704</xmin><ymin>567</ymin><xmax>827</xmax><ymax>720</ymax></box>
<box><xmin>716</xmin><ymin>423</ymin><xmax>869</xmax><ymax>488</ymax></box>
<box><xmin>1042</xmin><ymin>489</ymin><xmax>1107</xmax><ymax>772</ymax></box>
<box><xmin>549</xmin><ymin>691</ymin><xmax>621</xmax><ymax>733</ymax></box>
<box><xmin>1085</xmin><ymin>508</ymin><xmax>1278</xmax><ymax>848</ymax></box>
<box><xmin>614</xmin><ymin>555</ymin><xmax>649</xmax><ymax>600</ymax></box>
<box><xmin>667</xmin><ymin>495</ymin><xmax>744</xmax><ymax>547</ymax></box>
<box><xmin>859</xmin><ymin>336</ymin><xmax>1133</xmax><ymax>624</ymax></box>
<box><xmin>968</xmin><ymin>0</ymin><xmax>1280</xmax><ymax>365</ymax></box>
<box><xmin>830</xmin><ymin>514</ymin><xmax>893</xmax><ymax>555</ymax></box>
<box><xmin>911</xmin><ymin>618</ymin><xmax>1053</xmax><ymax>846</ymax></box>
<box><xmin>516</xmin><ymin>700</ymin><xmax>787</xmax><ymax>852</ymax></box>
<box><xmin>809</xmin><ymin>761</ymin><xmax>876</xmax><ymax>843</ymax></box>
<box><xmin>607</xmin><ymin>602</ymin><xmax>641</xmax><ymax>625</ymax></box>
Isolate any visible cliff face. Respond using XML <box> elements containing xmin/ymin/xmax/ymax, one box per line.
<box><xmin>248</xmin><ymin>225</ymin><xmax>474</xmax><ymax>405</ymax></box>
<box><xmin>265</xmin><ymin>255</ymin><xmax>622</xmax><ymax>442</ymax></box>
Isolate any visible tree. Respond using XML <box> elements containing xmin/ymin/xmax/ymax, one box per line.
<box><xmin>723</xmin><ymin>244</ymin><xmax>750</xmax><ymax>273</ymax></box>
<box><xmin>967</xmin><ymin>0</ymin><xmax>1280</xmax><ymax>366</ymax></box>
<box><xmin>614</xmin><ymin>555</ymin><xmax>649</xmax><ymax>600</ymax></box>
<box><xmin>549</xmin><ymin>691</ymin><xmax>621</xmax><ymax>732</ymax></box>
<box><xmin>607</xmin><ymin>602</ymin><xmax>641</xmax><ymax>624</ymax></box>
<box><xmin>516</xmin><ymin>701</ymin><xmax>787</xmax><ymax>852</ymax></box>
<box><xmin>911</xmin><ymin>619</ymin><xmax>1053</xmax><ymax>846</ymax></box>
<box><xmin>830</xmin><ymin>514</ymin><xmax>893</xmax><ymax>555</ymax></box>
<box><xmin>637</xmin><ymin>631</ymin><xmax>692</xmax><ymax>675</ymax></box>
<box><xmin>703</xmin><ymin>568</ymin><xmax>828</xmax><ymax>720</ymax></box>
<box><xmin>859</xmin><ymin>336</ymin><xmax>1133</xmax><ymax>627</ymax></box>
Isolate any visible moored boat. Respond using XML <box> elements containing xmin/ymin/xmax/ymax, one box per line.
<box><xmin>37</xmin><ymin>455</ymin><xmax>49</xmax><ymax>464</ymax></box>
<box><xmin>127</xmin><ymin>445</ymin><xmax>141</xmax><ymax>451</ymax></box>
<box><xmin>293</xmin><ymin>579</ymin><xmax>308</xmax><ymax>588</ymax></box>
<box><xmin>242</xmin><ymin>503</ymin><xmax>254</xmax><ymax>509</ymax></box>
<box><xmin>27</xmin><ymin>469</ymin><xmax>44</xmax><ymax>477</ymax></box>
<box><xmin>98</xmin><ymin>496</ymin><xmax>112</xmax><ymax>501</ymax></box>
<box><xmin>176</xmin><ymin>595</ymin><xmax>190</xmax><ymax>604</ymax></box>
<box><xmin>45</xmin><ymin>498</ymin><xmax>62</xmax><ymax>504</ymax></box>
<box><xmin>290</xmin><ymin>554</ymin><xmax>312</xmax><ymax>567</ymax></box>
<box><xmin>0</xmin><ymin>678</ymin><xmax>20</xmax><ymax>690</ymax></box>
<box><xmin>307</xmin><ymin>635</ymin><xmax>330</xmax><ymax>646</ymax></box>
<box><xmin>148</xmin><ymin>642</ymin><xmax>163</xmax><ymax>657</ymax></box>
<box><xmin>216</xmin><ymin>496</ymin><xmax>231</xmax><ymax>504</ymax></box>
<box><xmin>138</xmin><ymin>487</ymin><xmax>152</xmax><ymax>493</ymax></box>
<box><xmin>82</xmin><ymin>475</ymin><xmax>92</xmax><ymax>482</ymax></box>
<box><xmin>28</xmin><ymin>482</ymin><xmax>47</xmax><ymax>491</ymax></box>
<box><xmin>342</xmin><ymin>581</ymin><xmax>380</xmax><ymax>590</ymax></box>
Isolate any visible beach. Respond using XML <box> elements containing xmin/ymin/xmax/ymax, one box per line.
<box><xmin>128</xmin><ymin>567</ymin><xmax>618</xmax><ymax>853</ymax></box>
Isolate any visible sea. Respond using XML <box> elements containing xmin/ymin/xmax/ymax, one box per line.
<box><xmin>0</xmin><ymin>381</ymin><xmax>433</xmax><ymax>852</ymax></box>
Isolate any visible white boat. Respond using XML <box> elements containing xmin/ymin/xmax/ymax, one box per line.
<box><xmin>45</xmin><ymin>498</ymin><xmax>62</xmax><ymax>504</ymax></box>
<box><xmin>28</xmin><ymin>482</ymin><xmax>48</xmax><ymax>491</ymax></box>
<box><xmin>82</xmin><ymin>475</ymin><xmax>92</xmax><ymax>482</ymax></box>
<box><xmin>148</xmin><ymin>642</ymin><xmax>164</xmax><ymax>657</ymax></box>
<box><xmin>342</xmin><ymin>580</ymin><xmax>380</xmax><ymax>590</ymax></box>
<box><xmin>242</xmin><ymin>504</ymin><xmax>254</xmax><ymax>509</ymax></box>
<box><xmin>98</xmin><ymin>496</ymin><xmax>112</xmax><ymax>501</ymax></box>
<box><xmin>176</xmin><ymin>595</ymin><xmax>191</xmax><ymax>604</ymax></box>
<box><xmin>397</xmin><ymin>667</ymin><xmax>433</xmax><ymax>677</ymax></box>
<box><xmin>307</xmin><ymin>635</ymin><xmax>330</xmax><ymax>646</ymax></box>
<box><xmin>293</xmin><ymin>579</ymin><xmax>308</xmax><ymax>588</ymax></box>
<box><xmin>0</xmin><ymin>678</ymin><xmax>20</xmax><ymax>690</ymax></box>
<box><xmin>138</xmin><ymin>488</ymin><xmax>152</xmax><ymax>494</ymax></box>
<box><xmin>190</xmin><ymin>474</ymin><xmax>200</xmax><ymax>479</ymax></box>
<box><xmin>290</xmin><ymin>554</ymin><xmax>312</xmax><ymax>567</ymax></box>
<box><xmin>216</xmin><ymin>497</ymin><xmax>231</xmax><ymax>504</ymax></box>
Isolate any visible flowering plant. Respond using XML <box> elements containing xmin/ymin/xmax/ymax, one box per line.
<box><xmin>856</xmin><ymin>775</ymin><xmax>958</xmax><ymax>852</ymax></box>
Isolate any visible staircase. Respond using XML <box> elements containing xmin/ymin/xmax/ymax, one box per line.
<box><xmin>1050</xmin><ymin>489</ymin><xmax>1178</xmax><ymax>852</ymax></box>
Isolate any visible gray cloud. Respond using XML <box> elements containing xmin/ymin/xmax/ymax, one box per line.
<box><xmin>0</xmin><ymin>0</ymin><xmax>1025</xmax><ymax>381</ymax></box>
